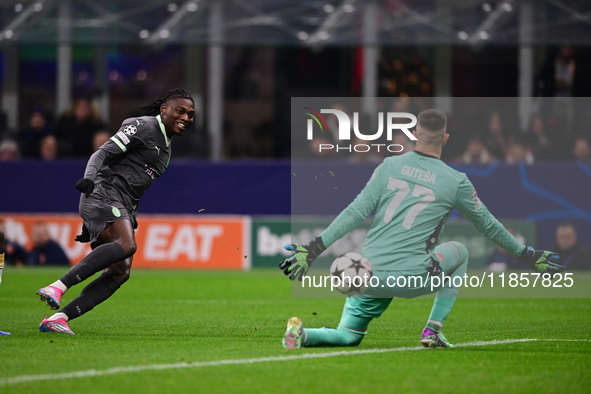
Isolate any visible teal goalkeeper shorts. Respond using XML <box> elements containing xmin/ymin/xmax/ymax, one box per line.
<box><xmin>343</xmin><ymin>242</ymin><xmax>467</xmax><ymax>319</ymax></box>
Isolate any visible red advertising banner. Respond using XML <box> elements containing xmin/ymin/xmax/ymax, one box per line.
<box><xmin>0</xmin><ymin>213</ymin><xmax>251</xmax><ymax>270</ymax></box>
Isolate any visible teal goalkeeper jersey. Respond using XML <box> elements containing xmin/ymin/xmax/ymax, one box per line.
<box><xmin>319</xmin><ymin>151</ymin><xmax>526</xmax><ymax>273</ymax></box>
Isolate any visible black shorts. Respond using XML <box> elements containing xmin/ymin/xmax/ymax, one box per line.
<box><xmin>78</xmin><ymin>182</ymin><xmax>137</xmax><ymax>248</ymax></box>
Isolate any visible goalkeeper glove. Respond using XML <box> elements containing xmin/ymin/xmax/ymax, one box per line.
<box><xmin>279</xmin><ymin>236</ymin><xmax>326</xmax><ymax>281</ymax></box>
<box><xmin>76</xmin><ymin>178</ymin><xmax>95</xmax><ymax>198</ymax></box>
<box><xmin>519</xmin><ymin>246</ymin><xmax>565</xmax><ymax>274</ymax></box>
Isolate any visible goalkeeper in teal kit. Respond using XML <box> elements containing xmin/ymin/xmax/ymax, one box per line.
<box><xmin>279</xmin><ymin>109</ymin><xmax>564</xmax><ymax>349</ymax></box>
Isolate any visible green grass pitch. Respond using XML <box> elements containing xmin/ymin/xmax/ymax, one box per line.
<box><xmin>0</xmin><ymin>267</ymin><xmax>590</xmax><ymax>393</ymax></box>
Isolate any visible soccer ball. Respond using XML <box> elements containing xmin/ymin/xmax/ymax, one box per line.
<box><xmin>329</xmin><ymin>252</ymin><xmax>373</xmax><ymax>296</ymax></box>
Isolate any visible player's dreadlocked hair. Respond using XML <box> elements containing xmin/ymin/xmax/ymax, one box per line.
<box><xmin>140</xmin><ymin>88</ymin><xmax>194</xmax><ymax>116</ymax></box>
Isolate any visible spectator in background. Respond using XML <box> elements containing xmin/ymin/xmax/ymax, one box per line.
<box><xmin>0</xmin><ymin>110</ymin><xmax>8</xmax><ymax>134</ymax></box>
<box><xmin>392</xmin><ymin>133</ymin><xmax>415</xmax><ymax>156</ymax></box>
<box><xmin>482</xmin><ymin>111</ymin><xmax>508</xmax><ymax>160</ymax></box>
<box><xmin>572</xmin><ymin>136</ymin><xmax>590</xmax><ymax>162</ymax></box>
<box><xmin>0</xmin><ymin>219</ymin><xmax>28</xmax><ymax>266</ymax></box>
<box><xmin>535</xmin><ymin>47</ymin><xmax>591</xmax><ymax>140</ymax></box>
<box><xmin>348</xmin><ymin>136</ymin><xmax>383</xmax><ymax>163</ymax></box>
<box><xmin>40</xmin><ymin>135</ymin><xmax>58</xmax><ymax>161</ymax></box>
<box><xmin>535</xmin><ymin>46</ymin><xmax>591</xmax><ymax>98</ymax></box>
<box><xmin>28</xmin><ymin>222</ymin><xmax>69</xmax><ymax>266</ymax></box>
<box><xmin>439</xmin><ymin>112</ymin><xmax>463</xmax><ymax>161</ymax></box>
<box><xmin>460</xmin><ymin>136</ymin><xmax>493</xmax><ymax>165</ymax></box>
<box><xmin>553</xmin><ymin>222</ymin><xmax>591</xmax><ymax>270</ymax></box>
<box><xmin>92</xmin><ymin>130</ymin><xmax>111</xmax><ymax>153</ymax></box>
<box><xmin>309</xmin><ymin>135</ymin><xmax>335</xmax><ymax>159</ymax></box>
<box><xmin>524</xmin><ymin>114</ymin><xmax>553</xmax><ymax>161</ymax></box>
<box><xmin>0</xmin><ymin>138</ymin><xmax>20</xmax><ymax>161</ymax></box>
<box><xmin>54</xmin><ymin>96</ymin><xmax>106</xmax><ymax>158</ymax></box>
<box><xmin>388</xmin><ymin>99</ymin><xmax>415</xmax><ymax>157</ymax></box>
<box><xmin>486</xmin><ymin>226</ymin><xmax>529</xmax><ymax>272</ymax></box>
<box><xmin>506</xmin><ymin>139</ymin><xmax>534</xmax><ymax>164</ymax></box>
<box><xmin>248</xmin><ymin>120</ymin><xmax>275</xmax><ymax>158</ymax></box>
<box><xmin>19</xmin><ymin>107</ymin><xmax>52</xmax><ymax>157</ymax></box>
<box><xmin>391</xmin><ymin>97</ymin><xmax>412</xmax><ymax>113</ymax></box>
<box><xmin>325</xmin><ymin>102</ymin><xmax>349</xmax><ymax>145</ymax></box>
<box><xmin>307</xmin><ymin>105</ymin><xmax>339</xmax><ymax>159</ymax></box>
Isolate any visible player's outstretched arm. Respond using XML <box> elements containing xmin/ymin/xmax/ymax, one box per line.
<box><xmin>279</xmin><ymin>161</ymin><xmax>387</xmax><ymax>281</ymax></box>
<box><xmin>76</xmin><ymin>130</ymin><xmax>133</xmax><ymax>198</ymax></box>
<box><xmin>75</xmin><ymin>148</ymin><xmax>110</xmax><ymax>197</ymax></box>
<box><xmin>454</xmin><ymin>177</ymin><xmax>565</xmax><ymax>274</ymax></box>
<box><xmin>279</xmin><ymin>237</ymin><xmax>326</xmax><ymax>281</ymax></box>
<box><xmin>519</xmin><ymin>246</ymin><xmax>564</xmax><ymax>274</ymax></box>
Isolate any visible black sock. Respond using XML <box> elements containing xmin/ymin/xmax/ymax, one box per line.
<box><xmin>61</xmin><ymin>273</ymin><xmax>121</xmax><ymax>321</ymax></box>
<box><xmin>60</xmin><ymin>243</ymin><xmax>127</xmax><ymax>288</ymax></box>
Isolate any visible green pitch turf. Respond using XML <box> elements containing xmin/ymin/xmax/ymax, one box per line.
<box><xmin>0</xmin><ymin>267</ymin><xmax>590</xmax><ymax>394</ymax></box>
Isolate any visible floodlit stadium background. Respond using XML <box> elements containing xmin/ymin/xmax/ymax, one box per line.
<box><xmin>1</xmin><ymin>3</ymin><xmax>590</xmax><ymax>392</ymax></box>
<box><xmin>0</xmin><ymin>0</ymin><xmax>589</xmax><ymax>271</ymax></box>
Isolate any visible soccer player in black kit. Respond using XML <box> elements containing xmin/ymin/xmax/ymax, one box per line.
<box><xmin>36</xmin><ymin>88</ymin><xmax>195</xmax><ymax>334</ymax></box>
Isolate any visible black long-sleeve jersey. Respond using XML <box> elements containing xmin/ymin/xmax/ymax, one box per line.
<box><xmin>83</xmin><ymin>115</ymin><xmax>172</xmax><ymax>212</ymax></box>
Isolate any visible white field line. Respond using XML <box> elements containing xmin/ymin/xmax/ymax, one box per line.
<box><xmin>0</xmin><ymin>338</ymin><xmax>587</xmax><ymax>385</ymax></box>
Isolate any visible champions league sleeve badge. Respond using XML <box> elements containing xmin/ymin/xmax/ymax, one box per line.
<box><xmin>123</xmin><ymin>124</ymin><xmax>137</xmax><ymax>135</ymax></box>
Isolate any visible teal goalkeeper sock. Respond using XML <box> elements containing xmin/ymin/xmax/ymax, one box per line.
<box><xmin>427</xmin><ymin>297</ymin><xmax>456</xmax><ymax>327</ymax></box>
<box><xmin>304</xmin><ymin>325</ymin><xmax>365</xmax><ymax>347</ymax></box>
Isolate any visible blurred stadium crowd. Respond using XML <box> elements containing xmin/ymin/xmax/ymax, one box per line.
<box><xmin>0</xmin><ymin>219</ymin><xmax>69</xmax><ymax>266</ymax></box>
<box><xmin>1</xmin><ymin>43</ymin><xmax>590</xmax><ymax>162</ymax></box>
<box><xmin>306</xmin><ymin>97</ymin><xmax>591</xmax><ymax>163</ymax></box>
<box><xmin>2</xmin><ymin>93</ymin><xmax>588</xmax><ymax>163</ymax></box>
<box><xmin>0</xmin><ymin>96</ymin><xmax>110</xmax><ymax>161</ymax></box>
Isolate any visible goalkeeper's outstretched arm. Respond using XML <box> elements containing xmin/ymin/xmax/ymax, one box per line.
<box><xmin>318</xmin><ymin>162</ymin><xmax>386</xmax><ymax>248</ymax></box>
<box><xmin>454</xmin><ymin>176</ymin><xmax>564</xmax><ymax>274</ymax></box>
<box><xmin>280</xmin><ymin>162</ymin><xmax>386</xmax><ymax>280</ymax></box>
